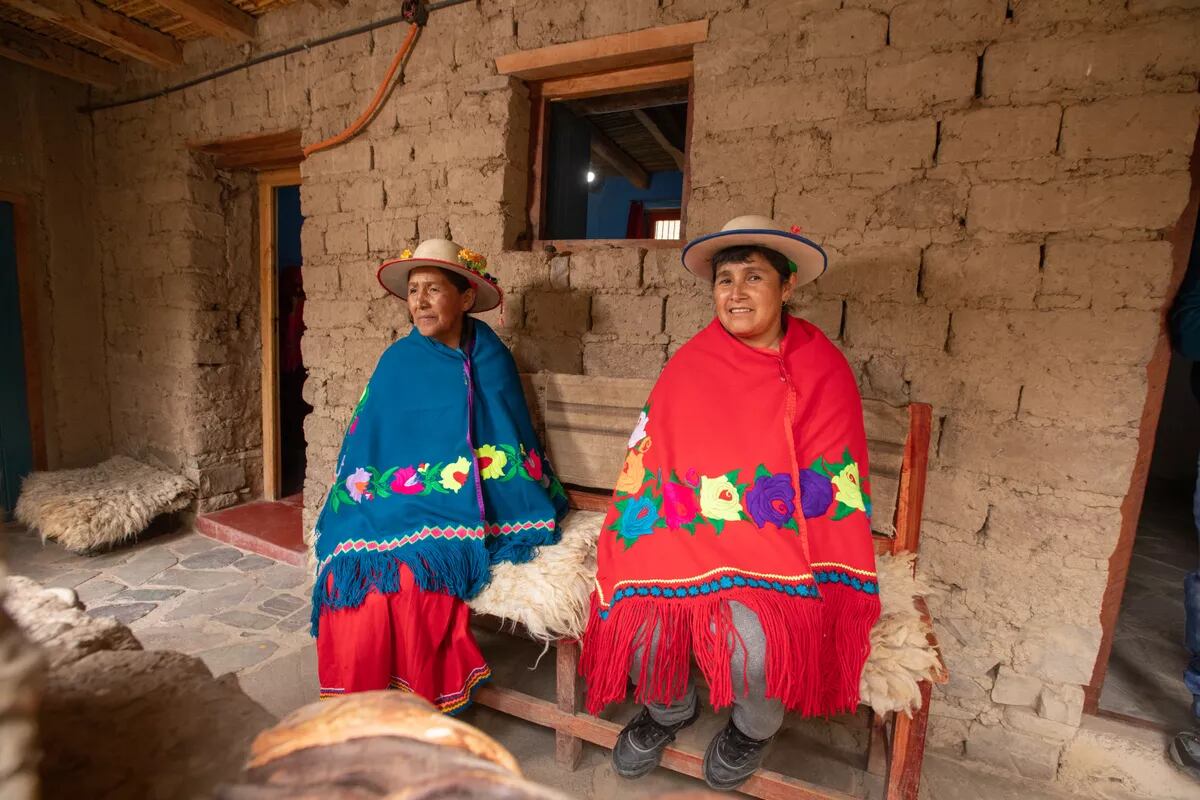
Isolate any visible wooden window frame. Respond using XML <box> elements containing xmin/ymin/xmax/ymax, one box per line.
<box><xmin>497</xmin><ymin>22</ymin><xmax>707</xmax><ymax>252</ymax></box>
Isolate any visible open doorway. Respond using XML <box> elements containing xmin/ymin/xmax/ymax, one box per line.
<box><xmin>274</xmin><ymin>184</ymin><xmax>309</xmax><ymax>500</ymax></box>
<box><xmin>192</xmin><ymin>144</ymin><xmax>307</xmax><ymax>566</ymax></box>
<box><xmin>1096</xmin><ymin>198</ymin><xmax>1200</xmax><ymax>730</ymax></box>
<box><xmin>0</xmin><ymin>195</ymin><xmax>44</xmax><ymax>520</ymax></box>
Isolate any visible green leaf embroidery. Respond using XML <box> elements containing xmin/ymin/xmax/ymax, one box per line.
<box><xmin>831</xmin><ymin>503</ymin><xmax>855</xmax><ymax>522</ymax></box>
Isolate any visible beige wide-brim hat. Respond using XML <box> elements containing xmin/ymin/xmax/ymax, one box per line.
<box><xmin>681</xmin><ymin>214</ymin><xmax>827</xmax><ymax>286</ymax></box>
<box><xmin>377</xmin><ymin>238</ymin><xmax>502</xmax><ymax>313</ymax></box>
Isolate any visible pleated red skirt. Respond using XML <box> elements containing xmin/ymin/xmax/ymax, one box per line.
<box><xmin>316</xmin><ymin>564</ymin><xmax>490</xmax><ymax>714</ymax></box>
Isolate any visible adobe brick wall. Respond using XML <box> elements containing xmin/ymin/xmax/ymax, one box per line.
<box><xmin>65</xmin><ymin>0</ymin><xmax>1200</xmax><ymax>788</ymax></box>
<box><xmin>0</xmin><ymin>63</ymin><xmax>111</xmax><ymax>473</ymax></box>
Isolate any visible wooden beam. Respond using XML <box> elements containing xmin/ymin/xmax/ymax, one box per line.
<box><xmin>0</xmin><ymin>21</ymin><xmax>119</xmax><ymax>87</ymax></box>
<box><xmin>0</xmin><ymin>0</ymin><xmax>181</xmax><ymax>67</ymax></box>
<box><xmin>587</xmin><ymin>119</ymin><xmax>648</xmax><ymax>190</ymax></box>
<box><xmin>540</xmin><ymin>60</ymin><xmax>692</xmax><ymax>101</ymax></box>
<box><xmin>496</xmin><ymin>19</ymin><xmax>707</xmax><ymax>81</ymax></box>
<box><xmin>152</xmin><ymin>0</ymin><xmax>254</xmax><ymax>42</ymax></box>
<box><xmin>568</xmin><ymin>84</ymin><xmax>688</xmax><ymax>115</ymax></box>
<box><xmin>189</xmin><ymin>130</ymin><xmax>304</xmax><ymax>170</ymax></box>
<box><xmin>631</xmin><ymin>108</ymin><xmax>684</xmax><ymax>169</ymax></box>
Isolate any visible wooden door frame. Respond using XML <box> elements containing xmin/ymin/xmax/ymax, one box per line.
<box><xmin>258</xmin><ymin>167</ymin><xmax>301</xmax><ymax>502</ymax></box>
<box><xmin>1084</xmin><ymin>132</ymin><xmax>1200</xmax><ymax>713</ymax></box>
<box><xmin>0</xmin><ymin>189</ymin><xmax>47</xmax><ymax>473</ymax></box>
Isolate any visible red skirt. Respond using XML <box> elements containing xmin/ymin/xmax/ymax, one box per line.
<box><xmin>316</xmin><ymin>564</ymin><xmax>490</xmax><ymax>714</ymax></box>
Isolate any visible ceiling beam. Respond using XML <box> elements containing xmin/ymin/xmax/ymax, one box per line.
<box><xmin>587</xmin><ymin>122</ymin><xmax>648</xmax><ymax>190</ymax></box>
<box><xmin>632</xmin><ymin>108</ymin><xmax>684</xmax><ymax>170</ymax></box>
<box><xmin>568</xmin><ymin>85</ymin><xmax>688</xmax><ymax>115</ymax></box>
<box><xmin>152</xmin><ymin>0</ymin><xmax>254</xmax><ymax>42</ymax></box>
<box><xmin>0</xmin><ymin>20</ymin><xmax>119</xmax><ymax>87</ymax></box>
<box><xmin>0</xmin><ymin>0</ymin><xmax>181</xmax><ymax>67</ymax></box>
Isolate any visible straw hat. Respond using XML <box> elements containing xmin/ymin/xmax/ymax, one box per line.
<box><xmin>681</xmin><ymin>214</ymin><xmax>827</xmax><ymax>286</ymax></box>
<box><xmin>377</xmin><ymin>238</ymin><xmax>502</xmax><ymax>313</ymax></box>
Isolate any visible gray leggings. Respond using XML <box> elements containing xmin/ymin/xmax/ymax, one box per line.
<box><xmin>630</xmin><ymin>601</ymin><xmax>784</xmax><ymax>741</ymax></box>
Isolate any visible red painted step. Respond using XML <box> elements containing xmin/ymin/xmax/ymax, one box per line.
<box><xmin>196</xmin><ymin>495</ymin><xmax>306</xmax><ymax>567</ymax></box>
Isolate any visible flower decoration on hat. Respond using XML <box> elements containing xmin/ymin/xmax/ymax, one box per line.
<box><xmin>457</xmin><ymin>247</ymin><xmax>498</xmax><ymax>285</ymax></box>
<box><xmin>400</xmin><ymin>248</ymin><xmax>413</xmax><ymax>259</ymax></box>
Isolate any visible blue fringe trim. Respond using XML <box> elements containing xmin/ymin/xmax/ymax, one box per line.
<box><xmin>310</xmin><ymin>539</ymin><xmax>491</xmax><ymax>636</ymax></box>
<box><xmin>485</xmin><ymin>521</ymin><xmax>561</xmax><ymax>566</ymax></box>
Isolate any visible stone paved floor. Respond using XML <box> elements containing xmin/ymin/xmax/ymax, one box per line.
<box><xmin>2</xmin><ymin>520</ymin><xmax>1105</xmax><ymax>799</ymax></box>
<box><xmin>1</xmin><ymin>521</ymin><xmax>318</xmax><ymax>718</ymax></box>
<box><xmin>1100</xmin><ymin>479</ymin><xmax>1197</xmax><ymax>731</ymax></box>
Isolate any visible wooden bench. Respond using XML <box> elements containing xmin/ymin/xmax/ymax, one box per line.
<box><xmin>473</xmin><ymin>373</ymin><xmax>948</xmax><ymax>800</ymax></box>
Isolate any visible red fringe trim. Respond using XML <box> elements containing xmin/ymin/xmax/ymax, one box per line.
<box><xmin>579</xmin><ymin>584</ymin><xmax>879</xmax><ymax>717</ymax></box>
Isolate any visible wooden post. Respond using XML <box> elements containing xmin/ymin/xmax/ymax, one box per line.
<box><xmin>554</xmin><ymin>639</ymin><xmax>584</xmax><ymax>770</ymax></box>
<box><xmin>866</xmin><ymin>711</ymin><xmax>889</xmax><ymax>777</ymax></box>
<box><xmin>886</xmin><ymin>682</ymin><xmax>933</xmax><ymax>800</ymax></box>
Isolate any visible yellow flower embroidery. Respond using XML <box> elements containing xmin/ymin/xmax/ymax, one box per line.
<box><xmin>699</xmin><ymin>475</ymin><xmax>742</xmax><ymax>522</ymax></box>
<box><xmin>831</xmin><ymin>462</ymin><xmax>865</xmax><ymax>513</ymax></box>
<box><xmin>475</xmin><ymin>445</ymin><xmax>507</xmax><ymax>480</ymax></box>
<box><xmin>615</xmin><ymin>449</ymin><xmax>645</xmax><ymax>495</ymax></box>
<box><xmin>440</xmin><ymin>457</ymin><xmax>471</xmax><ymax>493</ymax></box>
<box><xmin>400</xmin><ymin>248</ymin><xmax>413</xmax><ymax>259</ymax></box>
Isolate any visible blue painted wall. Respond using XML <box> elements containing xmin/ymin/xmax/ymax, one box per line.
<box><xmin>586</xmin><ymin>170</ymin><xmax>683</xmax><ymax>239</ymax></box>
<box><xmin>276</xmin><ymin>184</ymin><xmax>303</xmax><ymax>269</ymax></box>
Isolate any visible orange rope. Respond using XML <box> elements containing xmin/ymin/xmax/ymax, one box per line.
<box><xmin>303</xmin><ymin>23</ymin><xmax>420</xmax><ymax>158</ymax></box>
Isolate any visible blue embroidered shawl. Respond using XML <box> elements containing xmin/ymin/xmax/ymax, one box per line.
<box><xmin>311</xmin><ymin>318</ymin><xmax>568</xmax><ymax>633</ymax></box>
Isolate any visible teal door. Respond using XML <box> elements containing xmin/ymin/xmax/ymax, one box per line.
<box><xmin>0</xmin><ymin>201</ymin><xmax>34</xmax><ymax>515</ymax></box>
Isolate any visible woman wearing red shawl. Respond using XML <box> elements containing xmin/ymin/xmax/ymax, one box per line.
<box><xmin>580</xmin><ymin>215</ymin><xmax>881</xmax><ymax>791</ymax></box>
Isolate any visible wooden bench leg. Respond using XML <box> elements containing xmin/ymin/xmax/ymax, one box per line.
<box><xmin>886</xmin><ymin>682</ymin><xmax>933</xmax><ymax>800</ymax></box>
<box><xmin>554</xmin><ymin>639</ymin><xmax>583</xmax><ymax>770</ymax></box>
<box><xmin>866</xmin><ymin>710</ymin><xmax>889</xmax><ymax>777</ymax></box>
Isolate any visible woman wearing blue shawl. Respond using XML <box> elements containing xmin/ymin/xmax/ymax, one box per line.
<box><xmin>313</xmin><ymin>238</ymin><xmax>569</xmax><ymax>713</ymax></box>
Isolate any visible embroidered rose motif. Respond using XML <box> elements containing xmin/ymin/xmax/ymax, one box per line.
<box><xmin>614</xmin><ymin>496</ymin><xmax>658</xmax><ymax>542</ymax></box>
<box><xmin>699</xmin><ymin>475</ymin><xmax>742</xmax><ymax>522</ymax></box>
<box><xmin>809</xmin><ymin>448</ymin><xmax>871</xmax><ymax>521</ymax></box>
<box><xmin>627</xmin><ymin>409</ymin><xmax>649</xmax><ymax>450</ymax></box>
<box><xmin>745</xmin><ymin>471</ymin><xmax>796</xmax><ymax>529</ymax></box>
<box><xmin>615</xmin><ymin>449</ymin><xmax>645</xmax><ymax>495</ymax></box>
<box><xmin>662</xmin><ymin>482</ymin><xmax>700</xmax><ymax>529</ymax></box>
<box><xmin>521</xmin><ymin>448</ymin><xmax>544</xmax><ymax>481</ymax></box>
<box><xmin>799</xmin><ymin>468</ymin><xmax>834</xmax><ymax>519</ymax></box>
<box><xmin>345</xmin><ymin>468</ymin><xmax>372</xmax><ymax>503</ymax></box>
<box><xmin>440</xmin><ymin>457</ymin><xmax>471</xmax><ymax>492</ymax></box>
<box><xmin>474</xmin><ymin>444</ymin><xmax>507</xmax><ymax>480</ymax></box>
<box><xmin>390</xmin><ymin>466</ymin><xmax>424</xmax><ymax>495</ymax></box>
<box><xmin>831</xmin><ymin>462</ymin><xmax>865</xmax><ymax>512</ymax></box>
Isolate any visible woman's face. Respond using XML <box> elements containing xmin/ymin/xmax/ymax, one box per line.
<box><xmin>407</xmin><ymin>267</ymin><xmax>475</xmax><ymax>348</ymax></box>
<box><xmin>712</xmin><ymin>253</ymin><xmax>796</xmax><ymax>349</ymax></box>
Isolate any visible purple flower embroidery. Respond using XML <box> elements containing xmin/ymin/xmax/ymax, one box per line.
<box><xmin>799</xmin><ymin>469</ymin><xmax>834</xmax><ymax>519</ymax></box>
<box><xmin>745</xmin><ymin>472</ymin><xmax>796</xmax><ymax>529</ymax></box>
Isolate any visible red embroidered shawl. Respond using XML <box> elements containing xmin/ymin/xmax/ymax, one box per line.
<box><xmin>580</xmin><ymin>317</ymin><xmax>881</xmax><ymax>717</ymax></box>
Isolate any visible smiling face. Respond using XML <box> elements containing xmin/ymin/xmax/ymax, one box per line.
<box><xmin>406</xmin><ymin>267</ymin><xmax>475</xmax><ymax>348</ymax></box>
<box><xmin>712</xmin><ymin>251</ymin><xmax>797</xmax><ymax>349</ymax></box>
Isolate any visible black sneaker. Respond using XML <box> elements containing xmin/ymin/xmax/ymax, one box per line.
<box><xmin>1170</xmin><ymin>730</ymin><xmax>1200</xmax><ymax>781</ymax></box>
<box><xmin>612</xmin><ymin>705</ymin><xmax>700</xmax><ymax>779</ymax></box>
<box><xmin>703</xmin><ymin>720</ymin><xmax>773</xmax><ymax>791</ymax></box>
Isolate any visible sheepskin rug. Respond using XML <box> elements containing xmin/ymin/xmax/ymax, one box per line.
<box><xmin>470</xmin><ymin>510</ymin><xmax>601</xmax><ymax>641</ymax></box>
<box><xmin>472</xmin><ymin>511</ymin><xmax>941</xmax><ymax>716</ymax></box>
<box><xmin>14</xmin><ymin>456</ymin><xmax>194</xmax><ymax>554</ymax></box>
<box><xmin>859</xmin><ymin>551</ymin><xmax>943</xmax><ymax>717</ymax></box>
